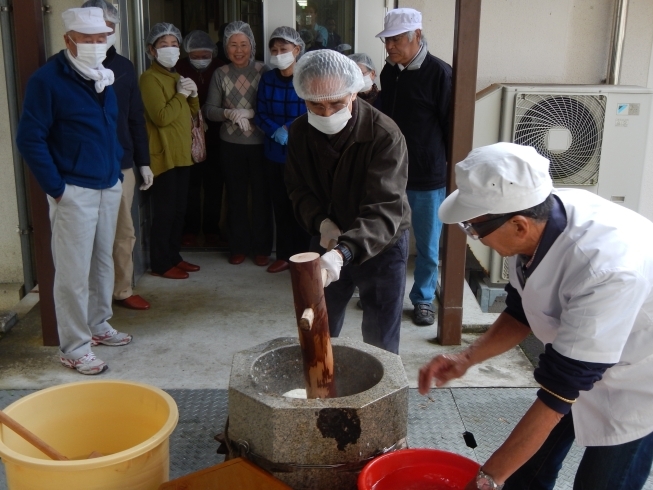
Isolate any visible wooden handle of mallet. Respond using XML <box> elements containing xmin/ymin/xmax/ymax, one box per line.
<box><xmin>0</xmin><ymin>410</ymin><xmax>69</xmax><ymax>461</ymax></box>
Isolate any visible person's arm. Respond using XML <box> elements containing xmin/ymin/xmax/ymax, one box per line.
<box><xmin>139</xmin><ymin>73</ymin><xmax>186</xmax><ymax>128</ymax></box>
<box><xmin>203</xmin><ymin>69</ymin><xmax>227</xmax><ymax>122</ymax></box>
<box><xmin>285</xmin><ymin>98</ymin><xmax>307</xmax><ymax>128</ymax></box>
<box><xmin>285</xmin><ymin>121</ymin><xmax>328</xmax><ymax>234</ymax></box>
<box><xmin>435</xmin><ymin>64</ymin><xmax>452</xmax><ymax>158</ymax></box>
<box><xmin>254</xmin><ymin>75</ymin><xmax>281</xmax><ymax>137</ymax></box>
<box><xmin>128</xmin><ymin>65</ymin><xmax>150</xmax><ymax>167</ymax></box>
<box><xmin>187</xmin><ymin>91</ymin><xmax>200</xmax><ymax>118</ymax></box>
<box><xmin>15</xmin><ymin>74</ymin><xmax>64</xmax><ymax>199</ymax></box>
<box><xmin>336</xmin><ymin>126</ymin><xmax>408</xmax><ymax>262</ymax></box>
<box><xmin>419</xmin><ymin>312</ymin><xmax>531</xmax><ymax>393</ymax></box>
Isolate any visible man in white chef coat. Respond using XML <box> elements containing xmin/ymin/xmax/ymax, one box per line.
<box><xmin>418</xmin><ymin>142</ymin><xmax>653</xmax><ymax>490</ymax></box>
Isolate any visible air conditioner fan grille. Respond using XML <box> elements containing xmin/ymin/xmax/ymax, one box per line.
<box><xmin>513</xmin><ymin>94</ymin><xmax>606</xmax><ymax>185</ymax></box>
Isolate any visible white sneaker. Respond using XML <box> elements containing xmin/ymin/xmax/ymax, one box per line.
<box><xmin>91</xmin><ymin>328</ymin><xmax>133</xmax><ymax>347</ymax></box>
<box><xmin>60</xmin><ymin>352</ymin><xmax>108</xmax><ymax>375</ymax></box>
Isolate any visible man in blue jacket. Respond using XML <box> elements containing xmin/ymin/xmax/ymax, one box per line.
<box><xmin>81</xmin><ymin>0</ymin><xmax>153</xmax><ymax>311</ymax></box>
<box><xmin>378</xmin><ymin>8</ymin><xmax>452</xmax><ymax>326</ymax></box>
<box><xmin>16</xmin><ymin>7</ymin><xmax>132</xmax><ymax>375</ymax></box>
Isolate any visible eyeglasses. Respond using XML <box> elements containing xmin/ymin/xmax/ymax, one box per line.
<box><xmin>380</xmin><ymin>33</ymin><xmax>407</xmax><ymax>45</ymax></box>
<box><xmin>458</xmin><ymin>213</ymin><xmax>518</xmax><ymax>240</ymax></box>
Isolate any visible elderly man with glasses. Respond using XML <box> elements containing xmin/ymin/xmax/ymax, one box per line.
<box><xmin>420</xmin><ymin>142</ymin><xmax>653</xmax><ymax>490</ymax></box>
<box><xmin>377</xmin><ymin>8</ymin><xmax>452</xmax><ymax>327</ymax></box>
<box><xmin>285</xmin><ymin>50</ymin><xmax>411</xmax><ymax>354</ymax></box>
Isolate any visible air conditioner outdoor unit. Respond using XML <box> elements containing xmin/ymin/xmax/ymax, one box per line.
<box><xmin>470</xmin><ymin>83</ymin><xmax>653</xmax><ymax>284</ymax></box>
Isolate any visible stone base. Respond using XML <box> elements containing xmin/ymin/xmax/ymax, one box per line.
<box><xmin>228</xmin><ymin>338</ymin><xmax>409</xmax><ymax>490</ymax></box>
<box><xmin>0</xmin><ymin>310</ymin><xmax>17</xmax><ymax>333</ymax></box>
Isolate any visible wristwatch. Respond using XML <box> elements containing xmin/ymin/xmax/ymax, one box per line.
<box><xmin>334</xmin><ymin>243</ymin><xmax>353</xmax><ymax>266</ymax></box>
<box><xmin>476</xmin><ymin>469</ymin><xmax>504</xmax><ymax>490</ymax></box>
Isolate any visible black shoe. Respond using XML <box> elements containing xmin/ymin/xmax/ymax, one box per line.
<box><xmin>413</xmin><ymin>303</ymin><xmax>435</xmax><ymax>326</ymax></box>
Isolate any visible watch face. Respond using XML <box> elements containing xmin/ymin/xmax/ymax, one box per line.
<box><xmin>476</xmin><ymin>475</ymin><xmax>494</xmax><ymax>489</ymax></box>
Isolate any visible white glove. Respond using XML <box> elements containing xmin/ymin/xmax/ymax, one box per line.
<box><xmin>320</xmin><ymin>249</ymin><xmax>343</xmax><ymax>287</ymax></box>
<box><xmin>139</xmin><ymin>166</ymin><xmax>154</xmax><ymax>190</ymax></box>
<box><xmin>180</xmin><ymin>77</ymin><xmax>198</xmax><ymax>98</ymax></box>
<box><xmin>176</xmin><ymin>78</ymin><xmax>191</xmax><ymax>97</ymax></box>
<box><xmin>319</xmin><ymin>218</ymin><xmax>342</xmax><ymax>250</ymax></box>
<box><xmin>236</xmin><ymin>117</ymin><xmax>251</xmax><ymax>132</ymax></box>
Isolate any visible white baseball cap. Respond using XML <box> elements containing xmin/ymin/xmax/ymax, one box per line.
<box><xmin>62</xmin><ymin>7</ymin><xmax>113</xmax><ymax>35</ymax></box>
<box><xmin>376</xmin><ymin>8</ymin><xmax>422</xmax><ymax>39</ymax></box>
<box><xmin>438</xmin><ymin>143</ymin><xmax>553</xmax><ymax>224</ymax></box>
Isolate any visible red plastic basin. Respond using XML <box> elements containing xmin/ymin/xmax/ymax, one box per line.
<box><xmin>358</xmin><ymin>448</ymin><xmax>480</xmax><ymax>490</ymax></box>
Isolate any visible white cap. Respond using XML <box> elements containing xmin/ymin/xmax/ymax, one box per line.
<box><xmin>438</xmin><ymin>143</ymin><xmax>554</xmax><ymax>224</ymax></box>
<box><xmin>376</xmin><ymin>8</ymin><xmax>422</xmax><ymax>39</ymax></box>
<box><xmin>62</xmin><ymin>7</ymin><xmax>112</xmax><ymax>35</ymax></box>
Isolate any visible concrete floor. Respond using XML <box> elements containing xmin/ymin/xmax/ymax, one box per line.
<box><xmin>0</xmin><ymin>252</ymin><xmax>537</xmax><ymax>390</ymax></box>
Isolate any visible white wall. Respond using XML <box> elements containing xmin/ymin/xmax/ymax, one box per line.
<box><xmin>399</xmin><ymin>0</ymin><xmax>653</xmax><ymax>90</ymax></box>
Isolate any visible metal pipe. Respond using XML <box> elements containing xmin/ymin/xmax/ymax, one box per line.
<box><xmin>606</xmin><ymin>0</ymin><xmax>628</xmax><ymax>85</ymax></box>
<box><xmin>131</xmin><ymin>0</ymin><xmax>148</xmax><ymax>75</ymax></box>
<box><xmin>0</xmin><ymin>0</ymin><xmax>35</xmax><ymax>292</ymax></box>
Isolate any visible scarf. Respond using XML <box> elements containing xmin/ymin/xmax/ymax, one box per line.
<box><xmin>65</xmin><ymin>50</ymin><xmax>115</xmax><ymax>93</ymax></box>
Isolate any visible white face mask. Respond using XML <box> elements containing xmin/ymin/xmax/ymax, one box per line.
<box><xmin>361</xmin><ymin>74</ymin><xmax>374</xmax><ymax>92</ymax></box>
<box><xmin>269</xmin><ymin>51</ymin><xmax>295</xmax><ymax>70</ymax></box>
<box><xmin>307</xmin><ymin>98</ymin><xmax>353</xmax><ymax>135</ymax></box>
<box><xmin>68</xmin><ymin>37</ymin><xmax>107</xmax><ymax>69</ymax></box>
<box><xmin>156</xmin><ymin>46</ymin><xmax>180</xmax><ymax>68</ymax></box>
<box><xmin>106</xmin><ymin>33</ymin><xmax>116</xmax><ymax>49</ymax></box>
<box><xmin>190</xmin><ymin>58</ymin><xmax>212</xmax><ymax>70</ymax></box>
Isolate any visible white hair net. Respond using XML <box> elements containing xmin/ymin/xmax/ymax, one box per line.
<box><xmin>145</xmin><ymin>23</ymin><xmax>182</xmax><ymax>60</ymax></box>
<box><xmin>224</xmin><ymin>21</ymin><xmax>256</xmax><ymax>62</ymax></box>
<box><xmin>183</xmin><ymin>30</ymin><xmax>216</xmax><ymax>54</ymax></box>
<box><xmin>293</xmin><ymin>49</ymin><xmax>365</xmax><ymax>102</ymax></box>
<box><xmin>81</xmin><ymin>0</ymin><xmax>120</xmax><ymax>24</ymax></box>
<box><xmin>269</xmin><ymin>26</ymin><xmax>305</xmax><ymax>56</ymax></box>
<box><xmin>348</xmin><ymin>53</ymin><xmax>375</xmax><ymax>72</ymax></box>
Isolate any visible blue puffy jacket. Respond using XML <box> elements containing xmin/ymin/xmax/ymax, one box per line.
<box><xmin>17</xmin><ymin>50</ymin><xmax>123</xmax><ymax>198</ymax></box>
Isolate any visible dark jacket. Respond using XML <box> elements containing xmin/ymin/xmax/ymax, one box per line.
<box><xmin>286</xmin><ymin>99</ymin><xmax>411</xmax><ymax>264</ymax></box>
<box><xmin>176</xmin><ymin>57</ymin><xmax>225</xmax><ymax>149</ymax></box>
<box><xmin>255</xmin><ymin>69</ymin><xmax>307</xmax><ymax>163</ymax></box>
<box><xmin>104</xmin><ymin>46</ymin><xmax>150</xmax><ymax>169</ymax></box>
<box><xmin>16</xmin><ymin>50</ymin><xmax>122</xmax><ymax>198</ymax></box>
<box><xmin>380</xmin><ymin>49</ymin><xmax>452</xmax><ymax>191</ymax></box>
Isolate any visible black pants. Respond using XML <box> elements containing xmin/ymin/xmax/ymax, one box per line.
<box><xmin>183</xmin><ymin>144</ymin><xmax>224</xmax><ymax>236</ymax></box>
<box><xmin>221</xmin><ymin>141</ymin><xmax>272</xmax><ymax>256</ymax></box>
<box><xmin>312</xmin><ymin>229</ymin><xmax>409</xmax><ymax>354</ymax></box>
<box><xmin>150</xmin><ymin>166</ymin><xmax>190</xmax><ymax>274</ymax></box>
<box><xmin>265</xmin><ymin>159</ymin><xmax>311</xmax><ymax>261</ymax></box>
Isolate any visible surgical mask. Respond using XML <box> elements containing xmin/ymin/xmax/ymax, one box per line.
<box><xmin>361</xmin><ymin>74</ymin><xmax>374</xmax><ymax>92</ymax></box>
<box><xmin>156</xmin><ymin>47</ymin><xmax>180</xmax><ymax>68</ymax></box>
<box><xmin>269</xmin><ymin>51</ymin><xmax>295</xmax><ymax>70</ymax></box>
<box><xmin>106</xmin><ymin>33</ymin><xmax>116</xmax><ymax>49</ymax></box>
<box><xmin>190</xmin><ymin>58</ymin><xmax>212</xmax><ymax>70</ymax></box>
<box><xmin>307</xmin><ymin>98</ymin><xmax>352</xmax><ymax>135</ymax></box>
<box><xmin>68</xmin><ymin>37</ymin><xmax>107</xmax><ymax>68</ymax></box>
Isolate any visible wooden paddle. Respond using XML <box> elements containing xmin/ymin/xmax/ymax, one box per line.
<box><xmin>0</xmin><ymin>410</ymin><xmax>104</xmax><ymax>460</ymax></box>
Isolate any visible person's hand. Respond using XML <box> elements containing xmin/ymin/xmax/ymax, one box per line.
<box><xmin>139</xmin><ymin>166</ymin><xmax>154</xmax><ymax>190</ymax></box>
<box><xmin>320</xmin><ymin>249</ymin><xmax>343</xmax><ymax>287</ymax></box>
<box><xmin>418</xmin><ymin>351</ymin><xmax>473</xmax><ymax>394</ymax></box>
<box><xmin>180</xmin><ymin>77</ymin><xmax>198</xmax><ymax>98</ymax></box>
<box><xmin>272</xmin><ymin>126</ymin><xmax>288</xmax><ymax>145</ymax></box>
<box><xmin>236</xmin><ymin>117</ymin><xmax>251</xmax><ymax>132</ymax></box>
<box><xmin>233</xmin><ymin>108</ymin><xmax>254</xmax><ymax>120</ymax></box>
<box><xmin>319</xmin><ymin>218</ymin><xmax>342</xmax><ymax>250</ymax></box>
<box><xmin>176</xmin><ymin>78</ymin><xmax>191</xmax><ymax>97</ymax></box>
<box><xmin>55</xmin><ymin>195</ymin><xmax>63</xmax><ymax>203</ymax></box>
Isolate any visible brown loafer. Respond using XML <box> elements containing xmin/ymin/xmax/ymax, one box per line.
<box><xmin>229</xmin><ymin>254</ymin><xmax>246</xmax><ymax>265</ymax></box>
<box><xmin>116</xmin><ymin>294</ymin><xmax>150</xmax><ymax>310</ymax></box>
<box><xmin>150</xmin><ymin>266</ymin><xmax>189</xmax><ymax>279</ymax></box>
<box><xmin>254</xmin><ymin>255</ymin><xmax>270</xmax><ymax>267</ymax></box>
<box><xmin>177</xmin><ymin>260</ymin><xmax>200</xmax><ymax>272</ymax></box>
<box><xmin>267</xmin><ymin>260</ymin><xmax>289</xmax><ymax>273</ymax></box>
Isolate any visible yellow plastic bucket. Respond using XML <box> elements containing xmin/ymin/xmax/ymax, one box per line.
<box><xmin>0</xmin><ymin>380</ymin><xmax>178</xmax><ymax>490</ymax></box>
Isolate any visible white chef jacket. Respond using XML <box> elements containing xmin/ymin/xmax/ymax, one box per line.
<box><xmin>508</xmin><ymin>188</ymin><xmax>653</xmax><ymax>446</ymax></box>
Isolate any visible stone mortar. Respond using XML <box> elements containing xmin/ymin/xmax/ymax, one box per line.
<box><xmin>228</xmin><ymin>337</ymin><xmax>409</xmax><ymax>490</ymax></box>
